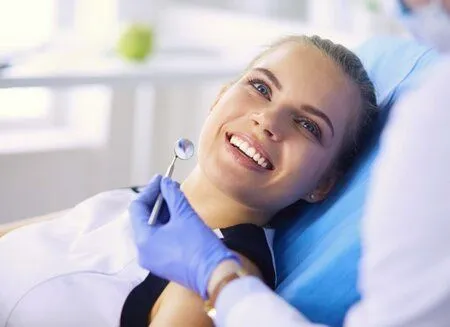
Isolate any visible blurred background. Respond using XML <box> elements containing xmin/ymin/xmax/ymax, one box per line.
<box><xmin>0</xmin><ymin>0</ymin><xmax>407</xmax><ymax>223</ymax></box>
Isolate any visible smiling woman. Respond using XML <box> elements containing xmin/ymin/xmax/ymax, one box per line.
<box><xmin>0</xmin><ymin>35</ymin><xmax>377</xmax><ymax>327</ymax></box>
<box><xmin>192</xmin><ymin>35</ymin><xmax>377</xmax><ymax>223</ymax></box>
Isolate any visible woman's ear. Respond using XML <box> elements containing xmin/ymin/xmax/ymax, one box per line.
<box><xmin>210</xmin><ymin>83</ymin><xmax>231</xmax><ymax>112</ymax></box>
<box><xmin>304</xmin><ymin>171</ymin><xmax>341</xmax><ymax>203</ymax></box>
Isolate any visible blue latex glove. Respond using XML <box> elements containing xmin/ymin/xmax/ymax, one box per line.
<box><xmin>129</xmin><ymin>175</ymin><xmax>241</xmax><ymax>299</ymax></box>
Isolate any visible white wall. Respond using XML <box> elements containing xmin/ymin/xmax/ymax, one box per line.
<box><xmin>0</xmin><ymin>149</ymin><xmax>106</xmax><ymax>222</ymax></box>
<box><xmin>0</xmin><ymin>82</ymin><xmax>223</xmax><ymax>223</ymax></box>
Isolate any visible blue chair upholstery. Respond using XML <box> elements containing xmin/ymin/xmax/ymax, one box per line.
<box><xmin>273</xmin><ymin>36</ymin><xmax>439</xmax><ymax>327</ymax></box>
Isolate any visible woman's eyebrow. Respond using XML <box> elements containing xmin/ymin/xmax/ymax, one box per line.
<box><xmin>252</xmin><ymin>67</ymin><xmax>334</xmax><ymax>137</ymax></box>
<box><xmin>301</xmin><ymin>104</ymin><xmax>335</xmax><ymax>137</ymax></box>
<box><xmin>253</xmin><ymin>67</ymin><xmax>283</xmax><ymax>90</ymax></box>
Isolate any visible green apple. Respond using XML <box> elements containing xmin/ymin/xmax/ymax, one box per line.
<box><xmin>116</xmin><ymin>23</ymin><xmax>154</xmax><ymax>62</ymax></box>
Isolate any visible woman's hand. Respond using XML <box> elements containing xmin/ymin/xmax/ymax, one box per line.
<box><xmin>129</xmin><ymin>175</ymin><xmax>240</xmax><ymax>299</ymax></box>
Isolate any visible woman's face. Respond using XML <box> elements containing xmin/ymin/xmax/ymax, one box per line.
<box><xmin>197</xmin><ymin>42</ymin><xmax>361</xmax><ymax>213</ymax></box>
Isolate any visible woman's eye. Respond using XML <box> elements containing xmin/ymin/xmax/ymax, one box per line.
<box><xmin>250</xmin><ymin>79</ymin><xmax>271</xmax><ymax>99</ymax></box>
<box><xmin>296</xmin><ymin>118</ymin><xmax>322</xmax><ymax>140</ymax></box>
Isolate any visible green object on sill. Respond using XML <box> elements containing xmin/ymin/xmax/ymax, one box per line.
<box><xmin>365</xmin><ymin>0</ymin><xmax>380</xmax><ymax>13</ymax></box>
<box><xmin>116</xmin><ymin>23</ymin><xmax>154</xmax><ymax>62</ymax></box>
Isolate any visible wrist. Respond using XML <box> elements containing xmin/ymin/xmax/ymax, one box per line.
<box><xmin>204</xmin><ymin>260</ymin><xmax>249</xmax><ymax>319</ymax></box>
<box><xmin>207</xmin><ymin>259</ymin><xmax>242</xmax><ymax>298</ymax></box>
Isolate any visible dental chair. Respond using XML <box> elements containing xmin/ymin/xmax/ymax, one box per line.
<box><xmin>273</xmin><ymin>36</ymin><xmax>440</xmax><ymax>326</ymax></box>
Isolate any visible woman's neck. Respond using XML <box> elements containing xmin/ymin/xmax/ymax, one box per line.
<box><xmin>180</xmin><ymin>166</ymin><xmax>272</xmax><ymax>229</ymax></box>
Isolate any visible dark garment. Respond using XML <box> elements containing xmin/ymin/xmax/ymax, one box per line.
<box><xmin>120</xmin><ymin>223</ymin><xmax>276</xmax><ymax>327</ymax></box>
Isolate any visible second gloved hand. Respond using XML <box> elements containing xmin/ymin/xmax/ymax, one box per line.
<box><xmin>129</xmin><ymin>175</ymin><xmax>240</xmax><ymax>299</ymax></box>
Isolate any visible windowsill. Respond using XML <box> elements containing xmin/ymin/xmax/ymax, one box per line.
<box><xmin>0</xmin><ymin>4</ymin><xmax>366</xmax><ymax>89</ymax></box>
<box><xmin>0</xmin><ymin>127</ymin><xmax>105</xmax><ymax>154</ymax></box>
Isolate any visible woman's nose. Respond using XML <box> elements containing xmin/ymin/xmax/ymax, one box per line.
<box><xmin>250</xmin><ymin>109</ymin><xmax>285</xmax><ymax>141</ymax></box>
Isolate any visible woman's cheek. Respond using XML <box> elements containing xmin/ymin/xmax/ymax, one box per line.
<box><xmin>213</xmin><ymin>99</ymin><xmax>248</xmax><ymax>122</ymax></box>
<box><xmin>288</xmin><ymin>148</ymin><xmax>324</xmax><ymax>184</ymax></box>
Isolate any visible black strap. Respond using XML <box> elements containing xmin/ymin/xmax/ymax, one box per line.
<box><xmin>120</xmin><ymin>272</ymin><xmax>169</xmax><ymax>327</ymax></box>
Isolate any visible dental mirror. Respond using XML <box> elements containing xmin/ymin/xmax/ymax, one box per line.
<box><xmin>174</xmin><ymin>138</ymin><xmax>195</xmax><ymax>160</ymax></box>
<box><xmin>147</xmin><ymin>138</ymin><xmax>195</xmax><ymax>225</ymax></box>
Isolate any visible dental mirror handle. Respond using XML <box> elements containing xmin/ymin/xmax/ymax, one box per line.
<box><xmin>148</xmin><ymin>156</ymin><xmax>177</xmax><ymax>225</ymax></box>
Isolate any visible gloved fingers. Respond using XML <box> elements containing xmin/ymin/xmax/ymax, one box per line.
<box><xmin>136</xmin><ymin>174</ymin><xmax>163</xmax><ymax>206</ymax></box>
<box><xmin>157</xmin><ymin>201</ymin><xmax>170</xmax><ymax>224</ymax></box>
<box><xmin>160</xmin><ymin>177</ymin><xmax>185</xmax><ymax>218</ymax></box>
<box><xmin>129</xmin><ymin>199</ymin><xmax>151</xmax><ymax>236</ymax></box>
<box><xmin>129</xmin><ymin>175</ymin><xmax>162</xmax><ymax>233</ymax></box>
<box><xmin>161</xmin><ymin>176</ymin><xmax>181</xmax><ymax>190</ymax></box>
<box><xmin>129</xmin><ymin>199</ymin><xmax>167</xmax><ymax>241</ymax></box>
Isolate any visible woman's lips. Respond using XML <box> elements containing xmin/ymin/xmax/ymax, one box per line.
<box><xmin>224</xmin><ymin>132</ymin><xmax>274</xmax><ymax>172</ymax></box>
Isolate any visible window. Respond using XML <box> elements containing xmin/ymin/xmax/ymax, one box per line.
<box><xmin>0</xmin><ymin>0</ymin><xmax>56</xmax><ymax>55</ymax></box>
<box><xmin>0</xmin><ymin>88</ymin><xmax>53</xmax><ymax>129</ymax></box>
<box><xmin>0</xmin><ymin>0</ymin><xmax>56</xmax><ymax>126</ymax></box>
<box><xmin>0</xmin><ymin>0</ymin><xmax>116</xmax><ymax>128</ymax></box>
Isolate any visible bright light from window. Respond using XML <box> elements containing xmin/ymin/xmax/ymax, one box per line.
<box><xmin>0</xmin><ymin>0</ymin><xmax>55</xmax><ymax>122</ymax></box>
<box><xmin>0</xmin><ymin>88</ymin><xmax>51</xmax><ymax>120</ymax></box>
<box><xmin>0</xmin><ymin>0</ymin><xmax>56</xmax><ymax>54</ymax></box>
<box><xmin>75</xmin><ymin>0</ymin><xmax>117</xmax><ymax>43</ymax></box>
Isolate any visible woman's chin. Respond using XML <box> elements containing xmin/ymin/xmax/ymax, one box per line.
<box><xmin>198</xmin><ymin>152</ymin><xmax>273</xmax><ymax>206</ymax></box>
<box><xmin>208</xmin><ymin>169</ymin><xmax>267</xmax><ymax>205</ymax></box>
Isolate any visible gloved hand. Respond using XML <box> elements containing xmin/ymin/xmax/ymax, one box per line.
<box><xmin>129</xmin><ymin>175</ymin><xmax>240</xmax><ymax>299</ymax></box>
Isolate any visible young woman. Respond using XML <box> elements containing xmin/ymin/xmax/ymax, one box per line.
<box><xmin>0</xmin><ymin>35</ymin><xmax>377</xmax><ymax>327</ymax></box>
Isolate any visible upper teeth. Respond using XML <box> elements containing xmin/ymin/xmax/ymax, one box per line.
<box><xmin>229</xmin><ymin>135</ymin><xmax>270</xmax><ymax>169</ymax></box>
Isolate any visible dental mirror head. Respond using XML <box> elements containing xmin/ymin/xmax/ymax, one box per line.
<box><xmin>147</xmin><ymin>137</ymin><xmax>194</xmax><ymax>225</ymax></box>
<box><xmin>174</xmin><ymin>138</ymin><xmax>194</xmax><ymax>160</ymax></box>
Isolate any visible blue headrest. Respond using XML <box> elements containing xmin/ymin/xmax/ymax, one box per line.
<box><xmin>273</xmin><ymin>36</ymin><xmax>439</xmax><ymax>326</ymax></box>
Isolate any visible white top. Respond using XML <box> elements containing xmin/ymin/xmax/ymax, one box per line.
<box><xmin>0</xmin><ymin>187</ymin><xmax>276</xmax><ymax>327</ymax></box>
<box><xmin>0</xmin><ymin>189</ymin><xmax>148</xmax><ymax>327</ymax></box>
<box><xmin>214</xmin><ymin>57</ymin><xmax>450</xmax><ymax>327</ymax></box>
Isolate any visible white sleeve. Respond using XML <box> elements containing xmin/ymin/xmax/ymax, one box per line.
<box><xmin>344</xmin><ymin>58</ymin><xmax>450</xmax><ymax>327</ymax></box>
<box><xmin>215</xmin><ymin>59</ymin><xmax>450</xmax><ymax>327</ymax></box>
<box><xmin>214</xmin><ymin>276</ymin><xmax>326</xmax><ymax>327</ymax></box>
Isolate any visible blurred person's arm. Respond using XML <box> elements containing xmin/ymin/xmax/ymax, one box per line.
<box><xmin>0</xmin><ymin>210</ymin><xmax>68</xmax><ymax>237</ymax></box>
<box><xmin>344</xmin><ymin>59</ymin><xmax>450</xmax><ymax>326</ymax></box>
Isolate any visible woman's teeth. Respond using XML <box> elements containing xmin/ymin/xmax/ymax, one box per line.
<box><xmin>229</xmin><ymin>135</ymin><xmax>270</xmax><ymax>169</ymax></box>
